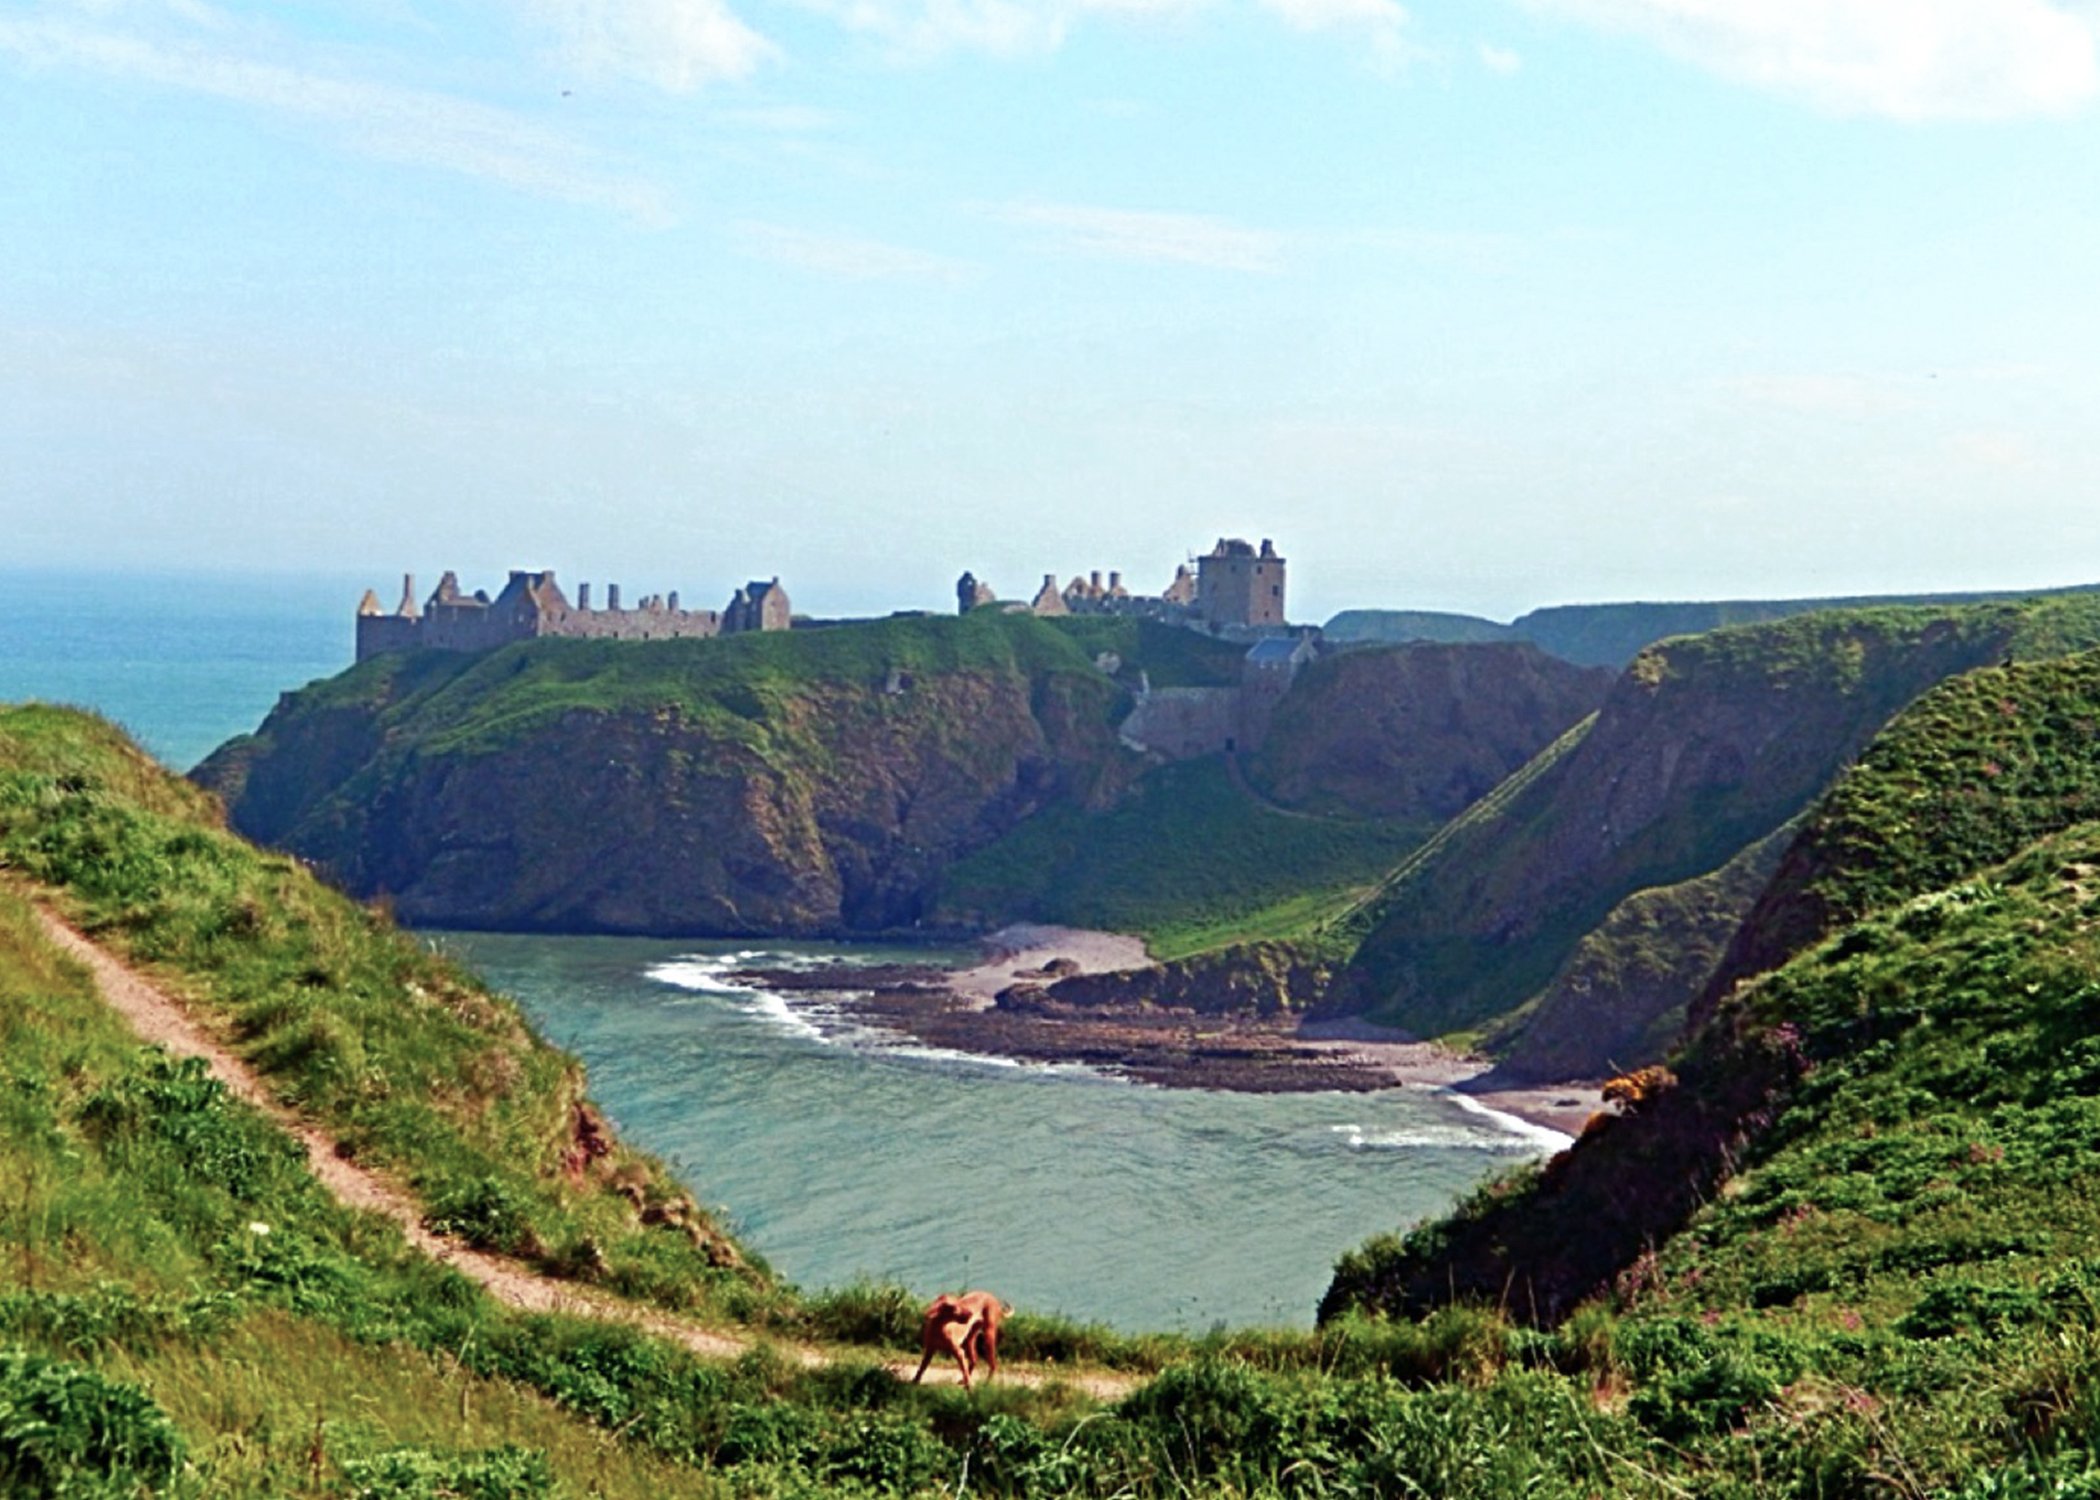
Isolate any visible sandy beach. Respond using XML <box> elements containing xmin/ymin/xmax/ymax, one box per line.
<box><xmin>734</xmin><ymin>926</ymin><xmax>1604</xmax><ymax>1139</ymax></box>
<box><xmin>946</xmin><ymin>923</ymin><xmax>1153</xmax><ymax>1006</ymax></box>
<box><xmin>1293</xmin><ymin>1017</ymin><xmax>1603</xmax><ymax>1138</ymax></box>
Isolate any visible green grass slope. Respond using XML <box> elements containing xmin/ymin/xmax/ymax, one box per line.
<box><xmin>934</xmin><ymin>757</ymin><xmax>1430</xmax><ymax>960</ymax></box>
<box><xmin>1707</xmin><ymin>647</ymin><xmax>2100</xmax><ymax>1010</ymax></box>
<box><xmin>1511</xmin><ymin>580</ymin><xmax>2100</xmax><ymax>669</ymax></box>
<box><xmin>1321</xmin><ymin>609</ymin><xmax>1516</xmax><ymax>647</ymax></box>
<box><xmin>0</xmin><ymin>704</ymin><xmax>753</xmax><ymax>1313</ymax></box>
<box><xmin>1330</xmin><ymin>598</ymin><xmax>2100</xmax><ymax>1043</ymax></box>
<box><xmin>1491</xmin><ymin>822</ymin><xmax>1793</xmax><ymax>1081</ymax></box>
<box><xmin>1327</xmin><ymin>815</ymin><xmax>2100</xmax><ymax>1494</ymax></box>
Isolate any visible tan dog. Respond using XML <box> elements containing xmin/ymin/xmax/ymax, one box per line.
<box><xmin>910</xmin><ymin>1290</ymin><xmax>1011</xmax><ymax>1391</ymax></box>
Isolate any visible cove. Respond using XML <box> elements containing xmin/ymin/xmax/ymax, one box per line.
<box><xmin>446</xmin><ymin>930</ymin><xmax>1562</xmax><ymax>1332</ymax></box>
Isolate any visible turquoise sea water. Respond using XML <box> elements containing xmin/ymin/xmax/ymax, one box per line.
<box><xmin>0</xmin><ymin>570</ymin><xmax>1560</xmax><ymax>1329</ymax></box>
<box><xmin>0</xmin><ymin>569</ymin><xmax>355</xmax><ymax>771</ymax></box>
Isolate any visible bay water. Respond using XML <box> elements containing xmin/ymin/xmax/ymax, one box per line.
<box><xmin>0</xmin><ymin>569</ymin><xmax>1562</xmax><ymax>1330</ymax></box>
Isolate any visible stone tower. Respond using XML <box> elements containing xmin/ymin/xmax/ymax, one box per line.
<box><xmin>1196</xmin><ymin>538</ymin><xmax>1286</xmax><ymax>629</ymax></box>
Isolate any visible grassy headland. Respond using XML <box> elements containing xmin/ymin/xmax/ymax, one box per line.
<box><xmin>197</xmin><ymin>612</ymin><xmax>1610</xmax><ymax>962</ymax></box>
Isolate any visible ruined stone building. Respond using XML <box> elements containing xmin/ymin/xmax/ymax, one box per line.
<box><xmin>355</xmin><ymin>570</ymin><xmax>791</xmax><ymax>662</ymax></box>
<box><xmin>965</xmin><ymin>536</ymin><xmax>1283</xmax><ymax>633</ymax></box>
<box><xmin>1196</xmin><ymin>538</ymin><xmax>1287</xmax><ymax>630</ymax></box>
<box><xmin>722</xmin><ymin>578</ymin><xmax>792</xmax><ymax>634</ymax></box>
<box><xmin>1116</xmin><ymin>633</ymin><xmax>1317</xmax><ymax>761</ymax></box>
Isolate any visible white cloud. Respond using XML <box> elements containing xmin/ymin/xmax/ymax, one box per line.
<box><xmin>1479</xmin><ymin>40</ymin><xmax>1521</xmax><ymax>72</ymax></box>
<box><xmin>1527</xmin><ymin>0</ymin><xmax>2099</xmax><ymax>120</ymax></box>
<box><xmin>787</xmin><ymin>0</ymin><xmax>1064</xmax><ymax>57</ymax></box>
<box><xmin>994</xmin><ymin>201</ymin><xmax>1286</xmax><ymax>272</ymax></box>
<box><xmin>733</xmin><ymin>221</ymin><xmax>976</xmax><ymax>280</ymax></box>
<box><xmin>0</xmin><ymin>15</ymin><xmax>671</xmax><ymax>220</ymax></box>
<box><xmin>1256</xmin><ymin>0</ymin><xmax>1414</xmax><ymax>66</ymax></box>
<box><xmin>527</xmin><ymin>0</ymin><xmax>777</xmax><ymax>90</ymax></box>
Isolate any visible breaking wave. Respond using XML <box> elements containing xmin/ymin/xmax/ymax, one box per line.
<box><xmin>644</xmin><ymin>952</ymin><xmax>1106</xmax><ymax>1079</ymax></box>
<box><xmin>1328</xmin><ymin>1106</ymin><xmax>1568</xmax><ymax>1156</ymax></box>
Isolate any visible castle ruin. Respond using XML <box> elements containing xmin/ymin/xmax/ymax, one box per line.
<box><xmin>963</xmin><ymin>537</ymin><xmax>1284</xmax><ymax>634</ymax></box>
<box><xmin>1196</xmin><ymin>538</ymin><xmax>1286</xmax><ymax>630</ymax></box>
<box><xmin>355</xmin><ymin>570</ymin><xmax>791</xmax><ymax>663</ymax></box>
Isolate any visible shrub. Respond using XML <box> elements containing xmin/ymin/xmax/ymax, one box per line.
<box><xmin>425</xmin><ymin>1177</ymin><xmax>538</xmax><ymax>1257</ymax></box>
<box><xmin>0</xmin><ymin>1345</ymin><xmax>185</xmax><ymax>1497</ymax></box>
<box><xmin>338</xmin><ymin>1444</ymin><xmax>558</xmax><ymax>1500</ymax></box>
<box><xmin>1900</xmin><ymin>1281</ymin><xmax>2049</xmax><ymax>1340</ymax></box>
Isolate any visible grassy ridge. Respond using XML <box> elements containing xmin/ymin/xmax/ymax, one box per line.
<box><xmin>1327</xmin><ymin>817</ymin><xmax>2100</xmax><ymax>1492</ymax></box>
<box><xmin>1490</xmin><ymin>823</ymin><xmax>1794</xmax><ymax>1079</ymax></box>
<box><xmin>281</xmin><ymin>610</ymin><xmax>1130</xmax><ymax>761</ymax></box>
<box><xmin>1333</xmin><ymin>598</ymin><xmax>2100</xmax><ymax>1042</ymax></box>
<box><xmin>1711</xmin><ymin>648</ymin><xmax>2100</xmax><ymax>1003</ymax></box>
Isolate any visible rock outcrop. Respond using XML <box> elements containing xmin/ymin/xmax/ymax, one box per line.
<box><xmin>1250</xmin><ymin>641</ymin><xmax>1612</xmax><ymax>821</ymax></box>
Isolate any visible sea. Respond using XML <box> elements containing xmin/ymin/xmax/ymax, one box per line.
<box><xmin>0</xmin><ymin>567</ymin><xmax>1564</xmax><ymax>1331</ymax></box>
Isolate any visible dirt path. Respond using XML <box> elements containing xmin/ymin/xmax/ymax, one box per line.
<box><xmin>34</xmin><ymin>907</ymin><xmax>1137</xmax><ymax>1399</ymax></box>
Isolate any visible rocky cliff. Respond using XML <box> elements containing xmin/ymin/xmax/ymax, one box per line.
<box><xmin>1328</xmin><ymin>599</ymin><xmax>2100</xmax><ymax>1043</ymax></box>
<box><xmin>1249</xmin><ymin>641</ymin><xmax>1612</xmax><ymax>821</ymax></box>
<box><xmin>195</xmin><ymin>613</ymin><xmax>1136</xmax><ymax>936</ymax></box>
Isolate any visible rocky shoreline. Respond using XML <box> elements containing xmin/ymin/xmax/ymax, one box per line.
<box><xmin>732</xmin><ymin>925</ymin><xmax>1603</xmax><ymax>1138</ymax></box>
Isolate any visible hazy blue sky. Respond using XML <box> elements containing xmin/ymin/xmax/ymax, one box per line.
<box><xmin>6</xmin><ymin>0</ymin><xmax>2100</xmax><ymax>622</ymax></box>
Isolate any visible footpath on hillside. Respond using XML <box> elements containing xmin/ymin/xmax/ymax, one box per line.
<box><xmin>33</xmin><ymin>907</ymin><xmax>1138</xmax><ymax>1401</ymax></box>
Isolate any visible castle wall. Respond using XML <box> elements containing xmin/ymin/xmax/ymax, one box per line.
<box><xmin>543</xmin><ymin>606</ymin><xmax>722</xmax><ymax>642</ymax></box>
<box><xmin>1120</xmin><ymin>687</ymin><xmax>1242</xmax><ymax>759</ymax></box>
<box><xmin>355</xmin><ymin>614</ymin><xmax>421</xmax><ymax>662</ymax></box>
<box><xmin>356</xmin><ymin>569</ymin><xmax>735</xmax><ymax>661</ymax></box>
<box><xmin>1238</xmin><ymin>652</ymin><xmax>1309</xmax><ymax>749</ymax></box>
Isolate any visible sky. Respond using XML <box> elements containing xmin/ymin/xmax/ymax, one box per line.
<box><xmin>5</xmin><ymin>0</ymin><xmax>2100</xmax><ymax>623</ymax></box>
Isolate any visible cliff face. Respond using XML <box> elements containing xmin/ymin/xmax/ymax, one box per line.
<box><xmin>1250</xmin><ymin>642</ymin><xmax>1613</xmax><ymax>821</ymax></box>
<box><xmin>195</xmin><ymin>615</ymin><xmax>1136</xmax><ymax>936</ymax></box>
<box><xmin>1329</xmin><ymin>602</ymin><xmax>2100</xmax><ymax>1041</ymax></box>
